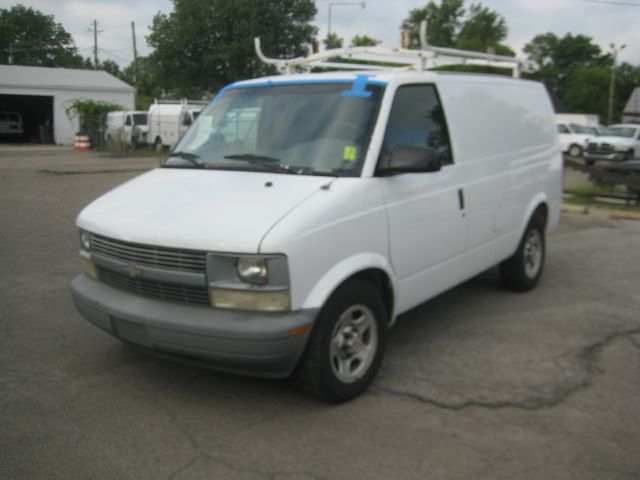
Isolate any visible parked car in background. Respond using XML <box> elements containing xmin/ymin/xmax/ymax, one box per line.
<box><xmin>105</xmin><ymin>111</ymin><xmax>148</xmax><ymax>148</ymax></box>
<box><xmin>147</xmin><ymin>100</ymin><xmax>206</xmax><ymax>151</ymax></box>
<box><xmin>0</xmin><ymin>111</ymin><xmax>24</xmax><ymax>138</ymax></box>
<box><xmin>555</xmin><ymin>113</ymin><xmax>600</xmax><ymax>128</ymax></box>
<box><xmin>584</xmin><ymin>123</ymin><xmax>640</xmax><ymax>165</ymax></box>
<box><xmin>557</xmin><ymin>122</ymin><xmax>598</xmax><ymax>157</ymax></box>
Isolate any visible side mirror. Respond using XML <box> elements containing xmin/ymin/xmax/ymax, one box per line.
<box><xmin>378</xmin><ymin>145</ymin><xmax>442</xmax><ymax>175</ymax></box>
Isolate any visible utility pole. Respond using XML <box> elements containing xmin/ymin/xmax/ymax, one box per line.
<box><xmin>93</xmin><ymin>19</ymin><xmax>99</xmax><ymax>68</ymax></box>
<box><xmin>131</xmin><ymin>22</ymin><xmax>140</xmax><ymax>92</ymax></box>
<box><xmin>8</xmin><ymin>43</ymin><xmax>14</xmax><ymax>65</ymax></box>
<box><xmin>608</xmin><ymin>43</ymin><xmax>626</xmax><ymax>125</ymax></box>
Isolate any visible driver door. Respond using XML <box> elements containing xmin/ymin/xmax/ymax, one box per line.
<box><xmin>379</xmin><ymin>84</ymin><xmax>467</xmax><ymax>312</ymax></box>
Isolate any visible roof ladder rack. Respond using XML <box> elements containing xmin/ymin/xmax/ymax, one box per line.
<box><xmin>255</xmin><ymin>21</ymin><xmax>536</xmax><ymax>78</ymax></box>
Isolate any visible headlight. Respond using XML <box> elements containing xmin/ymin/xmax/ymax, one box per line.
<box><xmin>236</xmin><ymin>257</ymin><xmax>268</xmax><ymax>285</ymax></box>
<box><xmin>207</xmin><ymin>253</ymin><xmax>290</xmax><ymax>311</ymax></box>
<box><xmin>80</xmin><ymin>230</ymin><xmax>91</xmax><ymax>250</ymax></box>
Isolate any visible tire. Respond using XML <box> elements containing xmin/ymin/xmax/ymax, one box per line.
<box><xmin>568</xmin><ymin>144</ymin><xmax>583</xmax><ymax>158</ymax></box>
<box><xmin>295</xmin><ymin>279</ymin><xmax>387</xmax><ymax>403</ymax></box>
<box><xmin>500</xmin><ymin>213</ymin><xmax>546</xmax><ymax>292</ymax></box>
<box><xmin>154</xmin><ymin>137</ymin><xmax>164</xmax><ymax>152</ymax></box>
<box><xmin>624</xmin><ymin>150</ymin><xmax>634</xmax><ymax>161</ymax></box>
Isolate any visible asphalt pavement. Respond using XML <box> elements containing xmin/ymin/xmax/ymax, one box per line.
<box><xmin>1</xmin><ymin>146</ymin><xmax>639</xmax><ymax>479</ymax></box>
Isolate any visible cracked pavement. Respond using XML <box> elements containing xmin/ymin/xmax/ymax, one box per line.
<box><xmin>1</xmin><ymin>147</ymin><xmax>639</xmax><ymax>479</ymax></box>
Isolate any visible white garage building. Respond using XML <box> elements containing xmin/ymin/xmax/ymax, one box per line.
<box><xmin>0</xmin><ymin>64</ymin><xmax>135</xmax><ymax>145</ymax></box>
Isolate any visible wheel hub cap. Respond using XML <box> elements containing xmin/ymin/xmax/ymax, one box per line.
<box><xmin>330</xmin><ymin>304</ymin><xmax>378</xmax><ymax>383</ymax></box>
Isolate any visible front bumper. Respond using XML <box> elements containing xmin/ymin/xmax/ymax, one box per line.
<box><xmin>70</xmin><ymin>274</ymin><xmax>316</xmax><ymax>378</ymax></box>
<box><xmin>584</xmin><ymin>151</ymin><xmax>626</xmax><ymax>161</ymax></box>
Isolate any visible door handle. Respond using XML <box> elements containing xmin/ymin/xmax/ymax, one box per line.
<box><xmin>458</xmin><ymin>188</ymin><xmax>465</xmax><ymax>211</ymax></box>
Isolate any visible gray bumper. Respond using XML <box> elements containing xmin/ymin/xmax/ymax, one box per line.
<box><xmin>70</xmin><ymin>274</ymin><xmax>316</xmax><ymax>378</ymax></box>
<box><xmin>584</xmin><ymin>151</ymin><xmax>625</xmax><ymax>161</ymax></box>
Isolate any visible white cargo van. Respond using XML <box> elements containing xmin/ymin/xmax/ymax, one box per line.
<box><xmin>71</xmin><ymin>35</ymin><xmax>562</xmax><ymax>402</ymax></box>
<box><xmin>147</xmin><ymin>100</ymin><xmax>205</xmax><ymax>150</ymax></box>
<box><xmin>0</xmin><ymin>111</ymin><xmax>24</xmax><ymax>137</ymax></box>
<box><xmin>104</xmin><ymin>111</ymin><xmax>148</xmax><ymax>148</ymax></box>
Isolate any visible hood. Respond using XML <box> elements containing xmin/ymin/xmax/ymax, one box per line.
<box><xmin>77</xmin><ymin>168</ymin><xmax>332</xmax><ymax>253</ymax></box>
<box><xmin>590</xmin><ymin>135</ymin><xmax>636</xmax><ymax>146</ymax></box>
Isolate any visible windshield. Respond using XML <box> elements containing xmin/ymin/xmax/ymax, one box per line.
<box><xmin>570</xmin><ymin>123</ymin><xmax>598</xmax><ymax>135</ymax></box>
<box><xmin>166</xmin><ymin>82</ymin><xmax>384</xmax><ymax>176</ymax></box>
<box><xmin>607</xmin><ymin>126</ymin><xmax>637</xmax><ymax>138</ymax></box>
<box><xmin>133</xmin><ymin>114</ymin><xmax>147</xmax><ymax>125</ymax></box>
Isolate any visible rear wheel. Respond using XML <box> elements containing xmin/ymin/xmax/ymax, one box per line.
<box><xmin>500</xmin><ymin>213</ymin><xmax>546</xmax><ymax>292</ymax></box>
<box><xmin>295</xmin><ymin>279</ymin><xmax>387</xmax><ymax>403</ymax></box>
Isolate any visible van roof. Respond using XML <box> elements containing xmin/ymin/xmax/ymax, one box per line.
<box><xmin>231</xmin><ymin>70</ymin><xmax>531</xmax><ymax>89</ymax></box>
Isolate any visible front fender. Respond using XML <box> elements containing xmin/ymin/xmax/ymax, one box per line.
<box><xmin>301</xmin><ymin>252</ymin><xmax>398</xmax><ymax>319</ymax></box>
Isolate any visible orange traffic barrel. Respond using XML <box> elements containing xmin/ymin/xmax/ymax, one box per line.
<box><xmin>74</xmin><ymin>135</ymin><xmax>91</xmax><ymax>151</ymax></box>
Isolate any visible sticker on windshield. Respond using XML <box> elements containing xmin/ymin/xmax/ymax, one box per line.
<box><xmin>343</xmin><ymin>146</ymin><xmax>357</xmax><ymax>161</ymax></box>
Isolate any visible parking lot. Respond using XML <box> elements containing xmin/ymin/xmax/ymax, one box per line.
<box><xmin>1</xmin><ymin>146</ymin><xmax>639</xmax><ymax>479</ymax></box>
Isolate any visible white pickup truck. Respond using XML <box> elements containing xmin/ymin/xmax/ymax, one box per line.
<box><xmin>584</xmin><ymin>124</ymin><xmax>640</xmax><ymax>164</ymax></box>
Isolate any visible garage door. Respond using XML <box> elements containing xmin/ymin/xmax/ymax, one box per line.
<box><xmin>0</xmin><ymin>94</ymin><xmax>54</xmax><ymax>144</ymax></box>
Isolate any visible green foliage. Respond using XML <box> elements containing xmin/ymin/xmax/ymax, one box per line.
<box><xmin>324</xmin><ymin>33</ymin><xmax>344</xmax><ymax>50</ymax></box>
<box><xmin>350</xmin><ymin>35</ymin><xmax>380</xmax><ymax>47</ymax></box>
<box><xmin>402</xmin><ymin>0</ymin><xmax>465</xmax><ymax>48</ymax></box>
<box><xmin>0</xmin><ymin>4</ymin><xmax>84</xmax><ymax>67</ymax></box>
<box><xmin>99</xmin><ymin>59</ymin><xmax>120</xmax><ymax>77</ymax></box>
<box><xmin>456</xmin><ymin>3</ymin><xmax>507</xmax><ymax>52</ymax></box>
<box><xmin>65</xmin><ymin>99</ymin><xmax>124</xmax><ymax>141</ymax></box>
<box><xmin>119</xmin><ymin>56</ymin><xmax>164</xmax><ymax>110</ymax></box>
<box><xmin>523</xmin><ymin>32</ymin><xmax>639</xmax><ymax>121</ymax></box>
<box><xmin>146</xmin><ymin>0</ymin><xmax>317</xmax><ymax>97</ymax></box>
<box><xmin>400</xmin><ymin>0</ymin><xmax>512</xmax><ymax>66</ymax></box>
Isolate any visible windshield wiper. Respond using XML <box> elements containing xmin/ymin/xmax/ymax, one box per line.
<box><xmin>224</xmin><ymin>153</ymin><xmax>282</xmax><ymax>163</ymax></box>
<box><xmin>165</xmin><ymin>151</ymin><xmax>205</xmax><ymax>169</ymax></box>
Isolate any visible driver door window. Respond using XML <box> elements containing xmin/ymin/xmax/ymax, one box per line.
<box><xmin>381</xmin><ymin>84</ymin><xmax>453</xmax><ymax>167</ymax></box>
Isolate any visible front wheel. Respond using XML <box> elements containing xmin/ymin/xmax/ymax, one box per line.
<box><xmin>568</xmin><ymin>144</ymin><xmax>583</xmax><ymax>158</ymax></box>
<box><xmin>295</xmin><ymin>279</ymin><xmax>387</xmax><ymax>403</ymax></box>
<box><xmin>500</xmin><ymin>214</ymin><xmax>546</xmax><ymax>292</ymax></box>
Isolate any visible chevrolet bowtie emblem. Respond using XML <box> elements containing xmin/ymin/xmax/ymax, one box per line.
<box><xmin>123</xmin><ymin>263</ymin><xmax>143</xmax><ymax>279</ymax></box>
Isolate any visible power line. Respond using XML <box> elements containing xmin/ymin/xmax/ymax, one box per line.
<box><xmin>577</xmin><ymin>0</ymin><xmax>640</xmax><ymax>6</ymax></box>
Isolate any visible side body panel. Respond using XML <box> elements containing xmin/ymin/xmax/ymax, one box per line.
<box><xmin>437</xmin><ymin>77</ymin><xmax>562</xmax><ymax>281</ymax></box>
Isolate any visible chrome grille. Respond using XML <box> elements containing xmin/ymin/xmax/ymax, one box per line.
<box><xmin>97</xmin><ymin>267</ymin><xmax>210</xmax><ymax>306</ymax></box>
<box><xmin>91</xmin><ymin>234</ymin><xmax>207</xmax><ymax>273</ymax></box>
<box><xmin>587</xmin><ymin>143</ymin><xmax>614</xmax><ymax>154</ymax></box>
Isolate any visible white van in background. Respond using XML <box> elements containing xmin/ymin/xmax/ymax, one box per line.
<box><xmin>0</xmin><ymin>112</ymin><xmax>24</xmax><ymax>137</ymax></box>
<box><xmin>147</xmin><ymin>100</ymin><xmax>207</xmax><ymax>150</ymax></box>
<box><xmin>104</xmin><ymin>111</ymin><xmax>148</xmax><ymax>148</ymax></box>
<box><xmin>71</xmin><ymin>38</ymin><xmax>562</xmax><ymax>403</ymax></box>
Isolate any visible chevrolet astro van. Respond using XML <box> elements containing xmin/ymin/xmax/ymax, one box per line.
<box><xmin>71</xmin><ymin>70</ymin><xmax>562</xmax><ymax>402</ymax></box>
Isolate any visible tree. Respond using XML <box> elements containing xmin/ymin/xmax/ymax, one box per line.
<box><xmin>524</xmin><ymin>33</ymin><xmax>610</xmax><ymax>113</ymax></box>
<box><xmin>0</xmin><ymin>5</ymin><xmax>83</xmax><ymax>67</ymax></box>
<box><xmin>119</xmin><ymin>56</ymin><xmax>164</xmax><ymax>110</ymax></box>
<box><xmin>401</xmin><ymin>0</ymin><xmax>464</xmax><ymax>48</ymax></box>
<box><xmin>324</xmin><ymin>33</ymin><xmax>344</xmax><ymax>50</ymax></box>
<box><xmin>456</xmin><ymin>4</ymin><xmax>507</xmax><ymax>53</ymax></box>
<box><xmin>350</xmin><ymin>35</ymin><xmax>380</xmax><ymax>47</ymax></box>
<box><xmin>400</xmin><ymin>1</ymin><xmax>510</xmax><ymax>55</ymax></box>
<box><xmin>99</xmin><ymin>59</ymin><xmax>120</xmax><ymax>77</ymax></box>
<box><xmin>147</xmin><ymin>0</ymin><xmax>317</xmax><ymax>97</ymax></box>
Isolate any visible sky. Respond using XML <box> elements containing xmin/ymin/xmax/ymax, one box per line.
<box><xmin>2</xmin><ymin>0</ymin><xmax>640</xmax><ymax>67</ymax></box>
